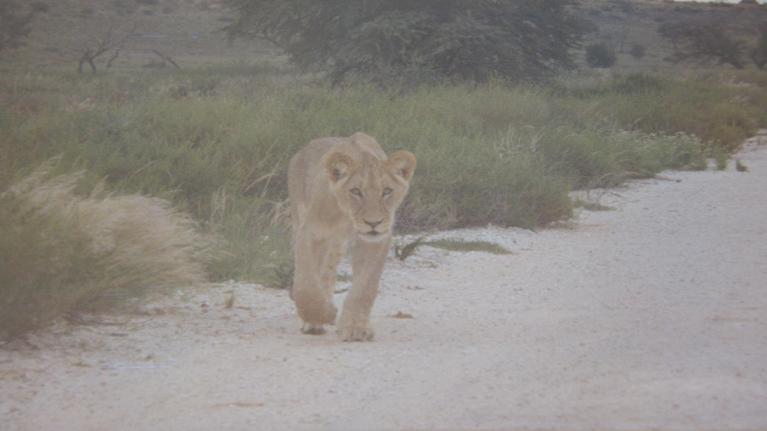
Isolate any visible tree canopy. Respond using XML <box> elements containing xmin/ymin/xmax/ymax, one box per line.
<box><xmin>224</xmin><ymin>0</ymin><xmax>594</xmax><ymax>83</ymax></box>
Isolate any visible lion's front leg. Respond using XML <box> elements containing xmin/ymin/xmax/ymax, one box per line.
<box><xmin>338</xmin><ymin>236</ymin><xmax>390</xmax><ymax>342</ymax></box>
<box><xmin>291</xmin><ymin>232</ymin><xmax>341</xmax><ymax>332</ymax></box>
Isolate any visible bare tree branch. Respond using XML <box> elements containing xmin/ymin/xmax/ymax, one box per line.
<box><xmin>151</xmin><ymin>49</ymin><xmax>181</xmax><ymax>70</ymax></box>
<box><xmin>77</xmin><ymin>22</ymin><xmax>136</xmax><ymax>73</ymax></box>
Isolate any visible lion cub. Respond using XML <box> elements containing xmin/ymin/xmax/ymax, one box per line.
<box><xmin>287</xmin><ymin>132</ymin><xmax>416</xmax><ymax>341</ymax></box>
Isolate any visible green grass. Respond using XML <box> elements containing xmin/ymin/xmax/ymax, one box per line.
<box><xmin>1</xmin><ymin>67</ymin><xmax>765</xmax><ymax>331</ymax></box>
<box><xmin>424</xmin><ymin>239</ymin><xmax>511</xmax><ymax>255</ymax></box>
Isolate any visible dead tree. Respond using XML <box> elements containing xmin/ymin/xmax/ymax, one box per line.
<box><xmin>151</xmin><ymin>49</ymin><xmax>181</xmax><ymax>69</ymax></box>
<box><xmin>77</xmin><ymin>24</ymin><xmax>135</xmax><ymax>73</ymax></box>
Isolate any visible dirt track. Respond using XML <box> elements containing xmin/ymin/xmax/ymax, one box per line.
<box><xmin>2</xmin><ymin>133</ymin><xmax>766</xmax><ymax>431</ymax></box>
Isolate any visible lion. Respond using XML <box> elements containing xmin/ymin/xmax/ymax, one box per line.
<box><xmin>287</xmin><ymin>132</ymin><xmax>416</xmax><ymax>341</ymax></box>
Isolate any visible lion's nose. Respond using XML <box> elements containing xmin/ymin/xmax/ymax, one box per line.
<box><xmin>364</xmin><ymin>219</ymin><xmax>383</xmax><ymax>229</ymax></box>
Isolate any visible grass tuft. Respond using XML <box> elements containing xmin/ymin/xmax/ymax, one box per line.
<box><xmin>736</xmin><ymin>160</ymin><xmax>749</xmax><ymax>172</ymax></box>
<box><xmin>395</xmin><ymin>236</ymin><xmax>427</xmax><ymax>261</ymax></box>
<box><xmin>0</xmin><ymin>163</ymin><xmax>210</xmax><ymax>340</ymax></box>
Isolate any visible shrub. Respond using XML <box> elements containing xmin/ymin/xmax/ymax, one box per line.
<box><xmin>629</xmin><ymin>43</ymin><xmax>646</xmax><ymax>60</ymax></box>
<box><xmin>586</xmin><ymin>43</ymin><xmax>617</xmax><ymax>68</ymax></box>
<box><xmin>0</xmin><ymin>164</ymin><xmax>211</xmax><ymax>340</ymax></box>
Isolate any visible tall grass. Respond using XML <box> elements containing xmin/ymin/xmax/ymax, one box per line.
<box><xmin>0</xmin><ymin>163</ymin><xmax>210</xmax><ymax>339</ymax></box>
<box><xmin>1</xmin><ymin>67</ymin><xmax>765</xmax><ymax>290</ymax></box>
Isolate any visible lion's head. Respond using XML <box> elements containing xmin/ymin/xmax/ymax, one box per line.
<box><xmin>322</xmin><ymin>148</ymin><xmax>416</xmax><ymax>242</ymax></box>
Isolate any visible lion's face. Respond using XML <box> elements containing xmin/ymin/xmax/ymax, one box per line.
<box><xmin>324</xmin><ymin>150</ymin><xmax>416</xmax><ymax>242</ymax></box>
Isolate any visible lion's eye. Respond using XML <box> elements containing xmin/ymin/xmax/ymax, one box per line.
<box><xmin>350</xmin><ymin>188</ymin><xmax>363</xmax><ymax>197</ymax></box>
<box><xmin>382</xmin><ymin>187</ymin><xmax>393</xmax><ymax>197</ymax></box>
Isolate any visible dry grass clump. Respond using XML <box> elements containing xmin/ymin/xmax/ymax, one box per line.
<box><xmin>0</xmin><ymin>163</ymin><xmax>210</xmax><ymax>340</ymax></box>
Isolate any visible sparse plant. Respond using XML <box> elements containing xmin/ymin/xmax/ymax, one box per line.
<box><xmin>394</xmin><ymin>237</ymin><xmax>511</xmax><ymax>259</ymax></box>
<box><xmin>395</xmin><ymin>236</ymin><xmax>427</xmax><ymax>261</ymax></box>
<box><xmin>266</xmin><ymin>262</ymin><xmax>293</xmax><ymax>289</ymax></box>
<box><xmin>424</xmin><ymin>239</ymin><xmax>511</xmax><ymax>255</ymax></box>
<box><xmin>224</xmin><ymin>291</ymin><xmax>235</xmax><ymax>309</ymax></box>
<box><xmin>711</xmin><ymin>146</ymin><xmax>729</xmax><ymax>170</ymax></box>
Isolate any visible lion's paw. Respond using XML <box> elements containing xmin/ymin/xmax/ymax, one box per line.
<box><xmin>301</xmin><ymin>322</ymin><xmax>326</xmax><ymax>335</ymax></box>
<box><xmin>337</xmin><ymin>325</ymin><xmax>375</xmax><ymax>342</ymax></box>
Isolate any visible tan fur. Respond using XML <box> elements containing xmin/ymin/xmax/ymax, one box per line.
<box><xmin>287</xmin><ymin>132</ymin><xmax>416</xmax><ymax>341</ymax></box>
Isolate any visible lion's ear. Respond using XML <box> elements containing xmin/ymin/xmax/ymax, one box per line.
<box><xmin>323</xmin><ymin>151</ymin><xmax>356</xmax><ymax>184</ymax></box>
<box><xmin>387</xmin><ymin>150</ymin><xmax>417</xmax><ymax>182</ymax></box>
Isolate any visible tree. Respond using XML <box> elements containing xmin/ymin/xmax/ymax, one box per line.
<box><xmin>224</xmin><ymin>0</ymin><xmax>594</xmax><ymax>83</ymax></box>
<box><xmin>659</xmin><ymin>21</ymin><xmax>746</xmax><ymax>69</ymax></box>
<box><xmin>751</xmin><ymin>25</ymin><xmax>767</xmax><ymax>69</ymax></box>
<box><xmin>77</xmin><ymin>24</ymin><xmax>135</xmax><ymax>73</ymax></box>
<box><xmin>0</xmin><ymin>0</ymin><xmax>35</xmax><ymax>52</ymax></box>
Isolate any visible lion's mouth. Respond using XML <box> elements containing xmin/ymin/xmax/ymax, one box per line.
<box><xmin>361</xmin><ymin>229</ymin><xmax>388</xmax><ymax>240</ymax></box>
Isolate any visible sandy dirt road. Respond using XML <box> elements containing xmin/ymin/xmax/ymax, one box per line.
<box><xmin>2</xmin><ymin>134</ymin><xmax>767</xmax><ymax>431</ymax></box>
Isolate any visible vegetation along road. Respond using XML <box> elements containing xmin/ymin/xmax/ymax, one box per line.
<box><xmin>2</xmin><ymin>133</ymin><xmax>766</xmax><ymax>430</ymax></box>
